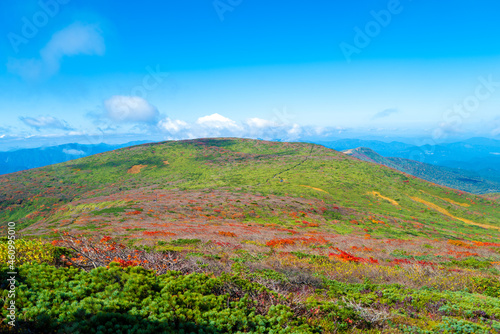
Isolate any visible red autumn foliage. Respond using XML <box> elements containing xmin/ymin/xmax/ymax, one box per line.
<box><xmin>329</xmin><ymin>248</ymin><xmax>379</xmax><ymax>264</ymax></box>
<box><xmin>125</xmin><ymin>210</ymin><xmax>142</xmax><ymax>215</ymax></box>
<box><xmin>295</xmin><ymin>236</ymin><xmax>328</xmax><ymax>245</ymax></box>
<box><xmin>266</xmin><ymin>238</ymin><xmax>296</xmax><ymax>247</ymax></box>
<box><xmin>416</xmin><ymin>260</ymin><xmax>437</xmax><ymax>267</ymax></box>
<box><xmin>447</xmin><ymin>249</ymin><xmax>479</xmax><ymax>258</ymax></box>
<box><xmin>112</xmin><ymin>257</ymin><xmax>143</xmax><ymax>268</ymax></box>
<box><xmin>100</xmin><ymin>236</ymin><xmax>112</xmax><ymax>243</ymax></box>
<box><xmin>266</xmin><ymin>236</ymin><xmax>329</xmax><ymax>248</ymax></box>
<box><xmin>301</xmin><ymin>220</ymin><xmax>320</xmax><ymax>227</ymax></box>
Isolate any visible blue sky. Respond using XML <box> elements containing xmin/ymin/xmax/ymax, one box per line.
<box><xmin>1</xmin><ymin>0</ymin><xmax>500</xmax><ymax>149</ymax></box>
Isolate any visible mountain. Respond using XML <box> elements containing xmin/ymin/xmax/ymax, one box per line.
<box><xmin>0</xmin><ymin>141</ymin><xmax>150</xmax><ymax>175</ymax></box>
<box><xmin>2</xmin><ymin>138</ymin><xmax>500</xmax><ymax>333</ymax></box>
<box><xmin>344</xmin><ymin>147</ymin><xmax>500</xmax><ymax>194</ymax></box>
<box><xmin>1</xmin><ymin>138</ymin><xmax>498</xmax><ymax>242</ymax></box>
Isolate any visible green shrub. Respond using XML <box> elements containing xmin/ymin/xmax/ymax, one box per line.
<box><xmin>0</xmin><ymin>263</ymin><xmax>320</xmax><ymax>333</ymax></box>
<box><xmin>170</xmin><ymin>238</ymin><xmax>202</xmax><ymax>245</ymax></box>
<box><xmin>447</xmin><ymin>257</ymin><xmax>492</xmax><ymax>269</ymax></box>
<box><xmin>323</xmin><ymin>210</ymin><xmax>342</xmax><ymax>220</ymax></box>
<box><xmin>436</xmin><ymin>317</ymin><xmax>490</xmax><ymax>334</ymax></box>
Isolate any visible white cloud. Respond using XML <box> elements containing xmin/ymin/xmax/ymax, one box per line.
<box><xmin>19</xmin><ymin>116</ymin><xmax>72</xmax><ymax>131</ymax></box>
<box><xmin>287</xmin><ymin>124</ymin><xmax>302</xmax><ymax>136</ymax></box>
<box><xmin>104</xmin><ymin>96</ymin><xmax>159</xmax><ymax>123</ymax></box>
<box><xmin>153</xmin><ymin>113</ymin><xmax>312</xmax><ymax>142</ymax></box>
<box><xmin>196</xmin><ymin>113</ymin><xmax>239</xmax><ymax>130</ymax></box>
<box><xmin>158</xmin><ymin>118</ymin><xmax>189</xmax><ymax>133</ymax></box>
<box><xmin>245</xmin><ymin>117</ymin><xmax>276</xmax><ymax>128</ymax></box>
<box><xmin>62</xmin><ymin>149</ymin><xmax>85</xmax><ymax>156</ymax></box>
<box><xmin>7</xmin><ymin>22</ymin><xmax>105</xmax><ymax>80</ymax></box>
<box><xmin>313</xmin><ymin>126</ymin><xmax>326</xmax><ymax>135</ymax></box>
<box><xmin>67</xmin><ymin>131</ymin><xmax>85</xmax><ymax>136</ymax></box>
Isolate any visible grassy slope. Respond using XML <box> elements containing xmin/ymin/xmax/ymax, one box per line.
<box><xmin>0</xmin><ymin>138</ymin><xmax>498</xmax><ymax>242</ymax></box>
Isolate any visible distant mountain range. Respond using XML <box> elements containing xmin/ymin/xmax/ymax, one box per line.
<box><xmin>316</xmin><ymin>137</ymin><xmax>500</xmax><ymax>167</ymax></box>
<box><xmin>316</xmin><ymin>137</ymin><xmax>500</xmax><ymax>193</ymax></box>
<box><xmin>0</xmin><ymin>141</ymin><xmax>149</xmax><ymax>175</ymax></box>
<box><xmin>343</xmin><ymin>147</ymin><xmax>500</xmax><ymax>194</ymax></box>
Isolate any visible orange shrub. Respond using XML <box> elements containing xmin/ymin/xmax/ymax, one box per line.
<box><xmin>126</xmin><ymin>210</ymin><xmax>142</xmax><ymax>215</ymax></box>
<box><xmin>295</xmin><ymin>236</ymin><xmax>328</xmax><ymax>245</ymax></box>
<box><xmin>329</xmin><ymin>248</ymin><xmax>378</xmax><ymax>264</ymax></box>
<box><xmin>300</xmin><ymin>220</ymin><xmax>319</xmax><ymax>227</ymax></box>
<box><xmin>472</xmin><ymin>241</ymin><xmax>500</xmax><ymax>247</ymax></box>
<box><xmin>447</xmin><ymin>240</ymin><xmax>474</xmax><ymax>248</ymax></box>
<box><xmin>266</xmin><ymin>238</ymin><xmax>296</xmax><ymax>247</ymax></box>
<box><xmin>218</xmin><ymin>231</ymin><xmax>237</xmax><ymax>237</ymax></box>
<box><xmin>447</xmin><ymin>249</ymin><xmax>478</xmax><ymax>258</ymax></box>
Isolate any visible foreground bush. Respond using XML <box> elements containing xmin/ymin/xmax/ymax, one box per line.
<box><xmin>0</xmin><ymin>263</ymin><xmax>321</xmax><ymax>333</ymax></box>
<box><xmin>2</xmin><ymin>234</ymin><xmax>499</xmax><ymax>333</ymax></box>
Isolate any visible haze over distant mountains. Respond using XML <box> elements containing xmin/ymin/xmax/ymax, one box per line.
<box><xmin>320</xmin><ymin>137</ymin><xmax>499</xmax><ymax>169</ymax></box>
<box><xmin>343</xmin><ymin>147</ymin><xmax>500</xmax><ymax>194</ymax></box>
<box><xmin>317</xmin><ymin>137</ymin><xmax>500</xmax><ymax>172</ymax></box>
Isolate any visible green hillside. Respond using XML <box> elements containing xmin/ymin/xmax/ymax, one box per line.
<box><xmin>344</xmin><ymin>147</ymin><xmax>500</xmax><ymax>194</ymax></box>
<box><xmin>1</xmin><ymin>138</ymin><xmax>498</xmax><ymax>241</ymax></box>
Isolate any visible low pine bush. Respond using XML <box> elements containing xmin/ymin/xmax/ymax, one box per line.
<box><xmin>0</xmin><ymin>263</ymin><xmax>320</xmax><ymax>333</ymax></box>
